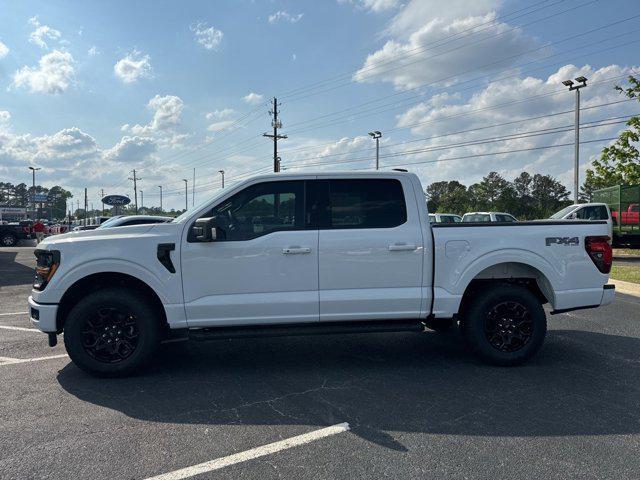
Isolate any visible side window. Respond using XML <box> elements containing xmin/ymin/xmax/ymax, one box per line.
<box><xmin>325</xmin><ymin>179</ymin><xmax>407</xmax><ymax>229</ymax></box>
<box><xmin>211</xmin><ymin>181</ymin><xmax>305</xmax><ymax>241</ymax></box>
<box><xmin>453</xmin><ymin>216</ymin><xmax>462</xmax><ymax>223</ymax></box>
<box><xmin>594</xmin><ymin>206</ymin><xmax>609</xmax><ymax>220</ymax></box>
<box><xmin>496</xmin><ymin>214</ymin><xmax>516</xmax><ymax>222</ymax></box>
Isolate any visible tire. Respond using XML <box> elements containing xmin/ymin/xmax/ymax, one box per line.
<box><xmin>63</xmin><ymin>287</ymin><xmax>160</xmax><ymax>377</ymax></box>
<box><xmin>1</xmin><ymin>233</ymin><xmax>17</xmax><ymax>247</ymax></box>
<box><xmin>460</xmin><ymin>284</ymin><xmax>546</xmax><ymax>366</ymax></box>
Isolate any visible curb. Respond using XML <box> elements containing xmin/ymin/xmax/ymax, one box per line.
<box><xmin>609</xmin><ymin>278</ymin><xmax>640</xmax><ymax>298</ymax></box>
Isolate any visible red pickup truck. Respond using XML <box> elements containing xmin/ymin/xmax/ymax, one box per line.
<box><xmin>612</xmin><ymin>204</ymin><xmax>639</xmax><ymax>226</ymax></box>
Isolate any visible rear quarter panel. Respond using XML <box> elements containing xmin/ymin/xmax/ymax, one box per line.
<box><xmin>431</xmin><ymin>221</ymin><xmax>610</xmax><ymax>317</ymax></box>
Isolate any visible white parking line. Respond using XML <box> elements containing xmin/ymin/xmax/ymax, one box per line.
<box><xmin>0</xmin><ymin>325</ymin><xmax>38</xmax><ymax>332</ymax></box>
<box><xmin>145</xmin><ymin>422</ymin><xmax>350</xmax><ymax>480</ymax></box>
<box><xmin>0</xmin><ymin>354</ymin><xmax>68</xmax><ymax>366</ymax></box>
<box><xmin>0</xmin><ymin>311</ymin><xmax>29</xmax><ymax>316</ymax></box>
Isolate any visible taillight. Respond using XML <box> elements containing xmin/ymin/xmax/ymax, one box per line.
<box><xmin>585</xmin><ymin>236</ymin><xmax>612</xmax><ymax>274</ymax></box>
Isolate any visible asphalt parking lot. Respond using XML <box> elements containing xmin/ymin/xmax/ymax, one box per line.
<box><xmin>1</xmin><ymin>245</ymin><xmax>639</xmax><ymax>479</ymax></box>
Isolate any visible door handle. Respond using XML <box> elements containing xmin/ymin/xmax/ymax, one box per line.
<box><xmin>282</xmin><ymin>246</ymin><xmax>311</xmax><ymax>255</ymax></box>
<box><xmin>388</xmin><ymin>243</ymin><xmax>418</xmax><ymax>251</ymax></box>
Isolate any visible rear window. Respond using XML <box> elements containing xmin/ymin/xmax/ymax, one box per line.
<box><xmin>495</xmin><ymin>214</ymin><xmax>516</xmax><ymax>222</ymax></box>
<box><xmin>326</xmin><ymin>179</ymin><xmax>407</xmax><ymax>229</ymax></box>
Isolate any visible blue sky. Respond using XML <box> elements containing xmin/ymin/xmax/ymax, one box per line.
<box><xmin>1</xmin><ymin>0</ymin><xmax>639</xmax><ymax>210</ymax></box>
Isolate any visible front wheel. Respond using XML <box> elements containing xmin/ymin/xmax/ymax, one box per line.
<box><xmin>63</xmin><ymin>288</ymin><xmax>160</xmax><ymax>377</ymax></box>
<box><xmin>460</xmin><ymin>284</ymin><xmax>546</xmax><ymax>366</ymax></box>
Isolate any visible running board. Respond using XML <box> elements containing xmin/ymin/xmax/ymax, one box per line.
<box><xmin>188</xmin><ymin>320</ymin><xmax>426</xmax><ymax>341</ymax></box>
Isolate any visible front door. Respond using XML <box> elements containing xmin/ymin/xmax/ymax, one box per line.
<box><xmin>317</xmin><ymin>177</ymin><xmax>424</xmax><ymax>322</ymax></box>
<box><xmin>181</xmin><ymin>180</ymin><xmax>319</xmax><ymax>327</ymax></box>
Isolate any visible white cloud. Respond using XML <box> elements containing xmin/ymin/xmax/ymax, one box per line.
<box><xmin>87</xmin><ymin>46</ymin><xmax>99</xmax><ymax>56</ymax></box>
<box><xmin>207</xmin><ymin>120</ymin><xmax>235</xmax><ymax>132</ymax></box>
<box><xmin>389</xmin><ymin>64</ymin><xmax>638</xmax><ymax>192</ymax></box>
<box><xmin>243</xmin><ymin>92</ymin><xmax>264</xmax><ymax>104</ymax></box>
<box><xmin>114</xmin><ymin>50</ymin><xmax>152</xmax><ymax>83</ymax></box>
<box><xmin>122</xmin><ymin>95</ymin><xmax>188</xmax><ymax>148</ymax></box>
<box><xmin>268</xmin><ymin>11</ymin><xmax>304</xmax><ymax>24</ymax></box>
<box><xmin>190</xmin><ymin>22</ymin><xmax>224</xmax><ymax>50</ymax></box>
<box><xmin>353</xmin><ymin>11</ymin><xmax>532</xmax><ymax>90</ymax></box>
<box><xmin>387</xmin><ymin>0</ymin><xmax>501</xmax><ymax>38</ymax></box>
<box><xmin>103</xmin><ymin>135</ymin><xmax>157</xmax><ymax>163</ymax></box>
<box><xmin>28</xmin><ymin>16</ymin><xmax>62</xmax><ymax>49</ymax></box>
<box><xmin>0</xmin><ymin>41</ymin><xmax>9</xmax><ymax>59</ymax></box>
<box><xmin>206</xmin><ymin>108</ymin><xmax>235</xmax><ymax>120</ymax></box>
<box><xmin>338</xmin><ymin>0</ymin><xmax>399</xmax><ymax>13</ymax></box>
<box><xmin>13</xmin><ymin>50</ymin><xmax>75</xmax><ymax>94</ymax></box>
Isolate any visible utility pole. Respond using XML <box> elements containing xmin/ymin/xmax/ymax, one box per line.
<box><xmin>263</xmin><ymin>97</ymin><xmax>287</xmax><ymax>172</ymax></box>
<box><xmin>219</xmin><ymin>170</ymin><xmax>225</xmax><ymax>188</ymax></box>
<box><xmin>100</xmin><ymin>188</ymin><xmax>105</xmax><ymax>215</ymax></box>
<box><xmin>28</xmin><ymin>166</ymin><xmax>41</xmax><ymax>218</ymax></box>
<box><xmin>562</xmin><ymin>76</ymin><xmax>587</xmax><ymax>204</ymax></box>
<box><xmin>84</xmin><ymin>188</ymin><xmax>88</xmax><ymax>225</ymax></box>
<box><xmin>368</xmin><ymin>131</ymin><xmax>382</xmax><ymax>170</ymax></box>
<box><xmin>128</xmin><ymin>169</ymin><xmax>141</xmax><ymax>214</ymax></box>
<box><xmin>182</xmin><ymin>179</ymin><xmax>188</xmax><ymax>211</ymax></box>
<box><xmin>158</xmin><ymin>185</ymin><xmax>163</xmax><ymax>212</ymax></box>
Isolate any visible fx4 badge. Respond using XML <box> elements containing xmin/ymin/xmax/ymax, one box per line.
<box><xmin>546</xmin><ymin>236</ymin><xmax>579</xmax><ymax>246</ymax></box>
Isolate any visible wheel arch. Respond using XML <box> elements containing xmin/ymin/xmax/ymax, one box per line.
<box><xmin>56</xmin><ymin>272</ymin><xmax>169</xmax><ymax>333</ymax></box>
<box><xmin>457</xmin><ymin>261</ymin><xmax>555</xmax><ymax>317</ymax></box>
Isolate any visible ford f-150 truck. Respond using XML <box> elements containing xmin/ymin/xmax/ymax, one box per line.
<box><xmin>28</xmin><ymin>172</ymin><xmax>615</xmax><ymax>376</ymax></box>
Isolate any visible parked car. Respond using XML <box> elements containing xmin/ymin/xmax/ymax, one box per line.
<box><xmin>549</xmin><ymin>203</ymin><xmax>613</xmax><ymax>241</ymax></box>
<box><xmin>29</xmin><ymin>171</ymin><xmax>614</xmax><ymax>376</ymax></box>
<box><xmin>428</xmin><ymin>213</ymin><xmax>462</xmax><ymax>223</ymax></box>
<box><xmin>462</xmin><ymin>212</ymin><xmax>518</xmax><ymax>222</ymax></box>
<box><xmin>0</xmin><ymin>221</ymin><xmax>33</xmax><ymax>246</ymax></box>
<box><xmin>96</xmin><ymin>215</ymin><xmax>172</xmax><ymax>229</ymax></box>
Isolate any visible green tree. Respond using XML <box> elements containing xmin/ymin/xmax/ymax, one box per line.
<box><xmin>47</xmin><ymin>186</ymin><xmax>73</xmax><ymax>219</ymax></box>
<box><xmin>468</xmin><ymin>172</ymin><xmax>510</xmax><ymax>211</ymax></box>
<box><xmin>585</xmin><ymin>75</ymin><xmax>640</xmax><ymax>188</ymax></box>
<box><xmin>531</xmin><ymin>173</ymin><xmax>570</xmax><ymax>217</ymax></box>
<box><xmin>425</xmin><ymin>181</ymin><xmax>469</xmax><ymax>214</ymax></box>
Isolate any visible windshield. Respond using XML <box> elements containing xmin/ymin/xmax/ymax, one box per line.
<box><xmin>550</xmin><ymin>205</ymin><xmax>578</xmax><ymax>219</ymax></box>
<box><xmin>172</xmin><ymin>188</ymin><xmax>230</xmax><ymax>223</ymax></box>
<box><xmin>96</xmin><ymin>216</ymin><xmax>123</xmax><ymax>229</ymax></box>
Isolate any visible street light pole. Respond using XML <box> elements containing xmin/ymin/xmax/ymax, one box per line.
<box><xmin>158</xmin><ymin>186</ymin><xmax>163</xmax><ymax>212</ymax></box>
<box><xmin>28</xmin><ymin>166</ymin><xmax>41</xmax><ymax>218</ymax></box>
<box><xmin>562</xmin><ymin>76</ymin><xmax>588</xmax><ymax>204</ymax></box>
<box><xmin>368</xmin><ymin>131</ymin><xmax>382</xmax><ymax>170</ymax></box>
<box><xmin>219</xmin><ymin>170</ymin><xmax>225</xmax><ymax>188</ymax></box>
<box><xmin>182</xmin><ymin>179</ymin><xmax>188</xmax><ymax>211</ymax></box>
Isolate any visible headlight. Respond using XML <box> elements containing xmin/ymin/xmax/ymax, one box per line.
<box><xmin>34</xmin><ymin>249</ymin><xmax>60</xmax><ymax>291</ymax></box>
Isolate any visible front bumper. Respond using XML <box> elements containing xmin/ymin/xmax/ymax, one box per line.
<box><xmin>28</xmin><ymin>296</ymin><xmax>58</xmax><ymax>333</ymax></box>
<box><xmin>601</xmin><ymin>284</ymin><xmax>615</xmax><ymax>306</ymax></box>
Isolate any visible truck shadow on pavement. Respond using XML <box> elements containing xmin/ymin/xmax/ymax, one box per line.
<box><xmin>0</xmin><ymin>251</ymin><xmax>36</xmax><ymax>287</ymax></box>
<box><xmin>57</xmin><ymin>329</ymin><xmax>640</xmax><ymax>451</ymax></box>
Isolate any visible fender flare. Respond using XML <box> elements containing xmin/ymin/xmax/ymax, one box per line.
<box><xmin>452</xmin><ymin>248</ymin><xmax>561</xmax><ymax>303</ymax></box>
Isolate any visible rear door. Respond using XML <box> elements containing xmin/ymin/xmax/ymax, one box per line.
<box><xmin>317</xmin><ymin>176</ymin><xmax>424</xmax><ymax>322</ymax></box>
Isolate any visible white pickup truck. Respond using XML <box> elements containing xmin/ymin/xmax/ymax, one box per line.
<box><xmin>29</xmin><ymin>172</ymin><xmax>615</xmax><ymax>376</ymax></box>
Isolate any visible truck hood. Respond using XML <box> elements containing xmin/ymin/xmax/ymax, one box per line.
<box><xmin>38</xmin><ymin>222</ymin><xmax>182</xmax><ymax>249</ymax></box>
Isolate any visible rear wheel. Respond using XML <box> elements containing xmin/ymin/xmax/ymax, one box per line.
<box><xmin>1</xmin><ymin>233</ymin><xmax>17</xmax><ymax>247</ymax></box>
<box><xmin>63</xmin><ymin>288</ymin><xmax>160</xmax><ymax>377</ymax></box>
<box><xmin>461</xmin><ymin>284</ymin><xmax>546</xmax><ymax>366</ymax></box>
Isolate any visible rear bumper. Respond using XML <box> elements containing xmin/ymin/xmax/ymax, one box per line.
<box><xmin>28</xmin><ymin>296</ymin><xmax>58</xmax><ymax>333</ymax></box>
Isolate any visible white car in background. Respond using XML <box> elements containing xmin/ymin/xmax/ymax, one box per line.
<box><xmin>96</xmin><ymin>215</ymin><xmax>173</xmax><ymax>229</ymax></box>
<box><xmin>428</xmin><ymin>213</ymin><xmax>462</xmax><ymax>223</ymax></box>
<box><xmin>549</xmin><ymin>203</ymin><xmax>613</xmax><ymax>240</ymax></box>
<box><xmin>462</xmin><ymin>212</ymin><xmax>518</xmax><ymax>223</ymax></box>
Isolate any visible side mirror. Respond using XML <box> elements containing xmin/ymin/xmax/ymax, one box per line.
<box><xmin>192</xmin><ymin>217</ymin><xmax>226</xmax><ymax>242</ymax></box>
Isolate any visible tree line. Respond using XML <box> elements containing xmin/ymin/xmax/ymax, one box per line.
<box><xmin>0</xmin><ymin>182</ymin><xmax>72</xmax><ymax>219</ymax></box>
<box><xmin>426</xmin><ymin>171</ymin><xmax>570</xmax><ymax>219</ymax></box>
